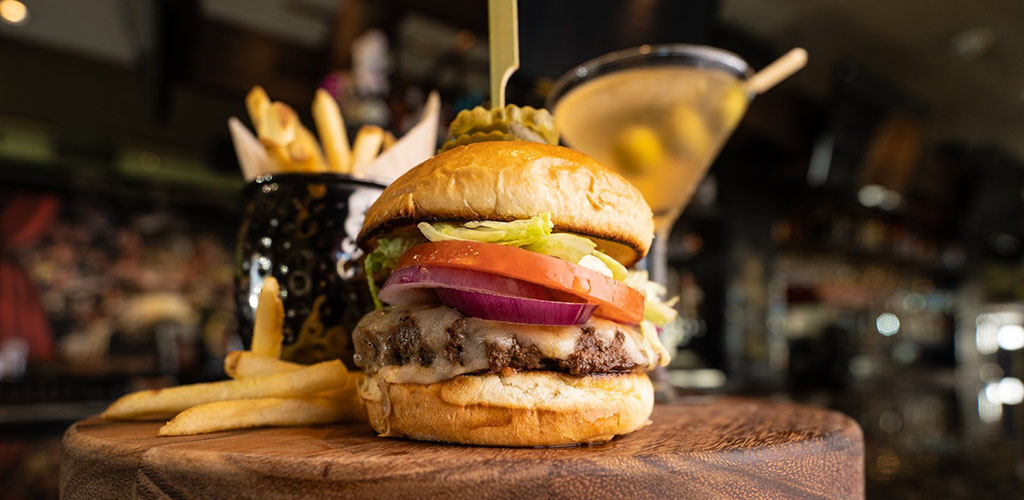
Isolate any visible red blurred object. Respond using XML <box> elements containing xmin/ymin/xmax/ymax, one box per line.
<box><xmin>0</xmin><ymin>193</ymin><xmax>59</xmax><ymax>363</ymax></box>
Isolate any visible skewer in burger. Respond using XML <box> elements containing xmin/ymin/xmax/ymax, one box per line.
<box><xmin>352</xmin><ymin>106</ymin><xmax>676</xmax><ymax>446</ymax></box>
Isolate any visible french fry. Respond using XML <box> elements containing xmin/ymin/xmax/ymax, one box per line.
<box><xmin>288</xmin><ymin>125</ymin><xmax>328</xmax><ymax>172</ymax></box>
<box><xmin>224</xmin><ymin>350</ymin><xmax>361</xmax><ymax>403</ymax></box>
<box><xmin>246</xmin><ymin>87</ymin><xmax>296</xmax><ymax>173</ymax></box>
<box><xmin>351</xmin><ymin>125</ymin><xmax>384</xmax><ymax>175</ymax></box>
<box><xmin>381</xmin><ymin>130</ymin><xmax>397</xmax><ymax>152</ymax></box>
<box><xmin>320</xmin><ymin>372</ymin><xmax>365</xmax><ymax>409</ymax></box>
<box><xmin>261</xmin><ymin>102</ymin><xmax>298</xmax><ymax>147</ymax></box>
<box><xmin>224</xmin><ymin>351</ymin><xmax>303</xmax><ymax>379</ymax></box>
<box><xmin>287</xmin><ymin>140</ymin><xmax>315</xmax><ymax>171</ymax></box>
<box><xmin>255</xmin><ymin>102</ymin><xmax>301</xmax><ymax>173</ymax></box>
<box><xmin>245</xmin><ymin>86</ymin><xmax>271</xmax><ymax>132</ymax></box>
<box><xmin>102</xmin><ymin>359</ymin><xmax>348</xmax><ymax>420</ymax></box>
<box><xmin>312</xmin><ymin>89</ymin><xmax>352</xmax><ymax>173</ymax></box>
<box><xmin>320</xmin><ymin>383</ymin><xmax>361</xmax><ymax>402</ymax></box>
<box><xmin>251</xmin><ymin>277</ymin><xmax>284</xmax><ymax>358</ymax></box>
<box><xmin>261</xmin><ymin>140</ymin><xmax>297</xmax><ymax>173</ymax></box>
<box><xmin>158</xmin><ymin>397</ymin><xmax>363</xmax><ymax>436</ymax></box>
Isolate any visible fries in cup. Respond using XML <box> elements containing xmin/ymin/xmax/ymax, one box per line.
<box><xmin>313</xmin><ymin>88</ymin><xmax>352</xmax><ymax>173</ymax></box>
<box><xmin>245</xmin><ymin>86</ymin><xmax>271</xmax><ymax>132</ymax></box>
<box><xmin>233</xmin><ymin>84</ymin><xmax>436</xmax><ymax>180</ymax></box>
<box><xmin>351</xmin><ymin>125</ymin><xmax>385</xmax><ymax>175</ymax></box>
<box><xmin>290</xmin><ymin>125</ymin><xmax>328</xmax><ymax>172</ymax></box>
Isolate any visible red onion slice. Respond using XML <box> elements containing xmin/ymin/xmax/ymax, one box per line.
<box><xmin>435</xmin><ymin>288</ymin><xmax>597</xmax><ymax>326</ymax></box>
<box><xmin>379</xmin><ymin>265</ymin><xmax>550</xmax><ymax>306</ymax></box>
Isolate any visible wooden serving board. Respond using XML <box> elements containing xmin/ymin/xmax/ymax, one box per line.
<box><xmin>60</xmin><ymin>396</ymin><xmax>863</xmax><ymax>499</ymax></box>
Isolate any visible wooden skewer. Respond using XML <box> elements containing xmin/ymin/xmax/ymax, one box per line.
<box><xmin>488</xmin><ymin>0</ymin><xmax>519</xmax><ymax>109</ymax></box>
<box><xmin>745</xmin><ymin>48</ymin><xmax>808</xmax><ymax>95</ymax></box>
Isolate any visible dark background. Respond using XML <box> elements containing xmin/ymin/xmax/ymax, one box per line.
<box><xmin>1</xmin><ymin>0</ymin><xmax>1023</xmax><ymax>498</ymax></box>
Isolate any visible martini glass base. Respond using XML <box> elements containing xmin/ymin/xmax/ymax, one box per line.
<box><xmin>645</xmin><ymin>232</ymin><xmax>677</xmax><ymax>402</ymax></box>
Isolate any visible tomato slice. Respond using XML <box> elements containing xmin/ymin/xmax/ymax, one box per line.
<box><xmin>397</xmin><ymin>241</ymin><xmax>644</xmax><ymax>324</ymax></box>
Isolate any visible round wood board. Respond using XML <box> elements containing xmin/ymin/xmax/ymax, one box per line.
<box><xmin>60</xmin><ymin>396</ymin><xmax>863</xmax><ymax>499</ymax></box>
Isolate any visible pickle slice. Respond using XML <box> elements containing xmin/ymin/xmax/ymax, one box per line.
<box><xmin>441</xmin><ymin>104</ymin><xmax>558</xmax><ymax>152</ymax></box>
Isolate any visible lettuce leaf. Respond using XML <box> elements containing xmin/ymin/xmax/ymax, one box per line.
<box><xmin>625</xmin><ymin>270</ymin><xmax>679</xmax><ymax>326</ymax></box>
<box><xmin>624</xmin><ymin>270</ymin><xmax>663</xmax><ymax>296</ymax></box>
<box><xmin>417</xmin><ymin>214</ymin><xmax>632</xmax><ymax>282</ymax></box>
<box><xmin>417</xmin><ymin>213</ymin><xmax>553</xmax><ymax>246</ymax></box>
<box><xmin>371</xmin><ymin>215</ymin><xmax>672</xmax><ymax>322</ymax></box>
<box><xmin>640</xmin><ymin>320</ymin><xmax>672</xmax><ymax>367</ymax></box>
<box><xmin>592</xmin><ymin>250</ymin><xmax>627</xmax><ymax>281</ymax></box>
<box><xmin>644</xmin><ymin>296</ymin><xmax>680</xmax><ymax>326</ymax></box>
<box><xmin>523</xmin><ymin>232</ymin><xmax>596</xmax><ymax>263</ymax></box>
<box><xmin>577</xmin><ymin>255</ymin><xmax>614</xmax><ymax>278</ymax></box>
<box><xmin>364</xmin><ymin>236</ymin><xmax>421</xmax><ymax>309</ymax></box>
<box><xmin>417</xmin><ymin>213</ymin><xmax>628</xmax><ymax>278</ymax></box>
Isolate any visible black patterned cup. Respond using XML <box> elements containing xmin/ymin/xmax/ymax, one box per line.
<box><xmin>235</xmin><ymin>173</ymin><xmax>385</xmax><ymax>366</ymax></box>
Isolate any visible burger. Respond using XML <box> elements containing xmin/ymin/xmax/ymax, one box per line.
<box><xmin>352</xmin><ymin>139</ymin><xmax>675</xmax><ymax>446</ymax></box>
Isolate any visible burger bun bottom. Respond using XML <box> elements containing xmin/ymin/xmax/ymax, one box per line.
<box><xmin>358</xmin><ymin>370</ymin><xmax>654</xmax><ymax>447</ymax></box>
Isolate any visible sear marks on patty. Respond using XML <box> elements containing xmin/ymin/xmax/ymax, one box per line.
<box><xmin>486</xmin><ymin>339</ymin><xmax>549</xmax><ymax>373</ymax></box>
<box><xmin>352</xmin><ymin>305</ymin><xmax>656</xmax><ymax>377</ymax></box>
<box><xmin>390</xmin><ymin>311</ymin><xmax>435</xmax><ymax>367</ymax></box>
<box><xmin>444</xmin><ymin>318</ymin><xmax>467</xmax><ymax>364</ymax></box>
<box><xmin>561</xmin><ymin>327</ymin><xmax>634</xmax><ymax>375</ymax></box>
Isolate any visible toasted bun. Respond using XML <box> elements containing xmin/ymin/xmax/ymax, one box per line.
<box><xmin>358</xmin><ymin>371</ymin><xmax>654</xmax><ymax>447</ymax></box>
<box><xmin>358</xmin><ymin>141</ymin><xmax>654</xmax><ymax>266</ymax></box>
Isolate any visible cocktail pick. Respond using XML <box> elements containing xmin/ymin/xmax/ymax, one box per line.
<box><xmin>488</xmin><ymin>0</ymin><xmax>519</xmax><ymax>109</ymax></box>
<box><xmin>745</xmin><ymin>47</ymin><xmax>808</xmax><ymax>95</ymax></box>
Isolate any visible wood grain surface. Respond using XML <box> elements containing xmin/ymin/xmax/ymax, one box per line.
<box><xmin>60</xmin><ymin>396</ymin><xmax>864</xmax><ymax>499</ymax></box>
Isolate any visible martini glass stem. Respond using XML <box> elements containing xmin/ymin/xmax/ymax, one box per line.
<box><xmin>648</xmin><ymin>226</ymin><xmax>676</xmax><ymax>401</ymax></box>
<box><xmin>649</xmin><ymin>228</ymin><xmax>671</xmax><ymax>285</ymax></box>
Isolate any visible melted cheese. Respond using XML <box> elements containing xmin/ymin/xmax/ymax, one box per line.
<box><xmin>353</xmin><ymin>305</ymin><xmax>668</xmax><ymax>385</ymax></box>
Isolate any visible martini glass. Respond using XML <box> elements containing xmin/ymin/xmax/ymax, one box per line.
<box><xmin>546</xmin><ymin>44</ymin><xmax>752</xmax><ymax>284</ymax></box>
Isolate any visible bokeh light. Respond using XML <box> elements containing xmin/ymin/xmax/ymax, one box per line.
<box><xmin>996</xmin><ymin>324</ymin><xmax>1024</xmax><ymax>351</ymax></box>
<box><xmin>0</xmin><ymin>0</ymin><xmax>27</xmax><ymax>25</ymax></box>
<box><xmin>876</xmin><ymin>312</ymin><xmax>900</xmax><ymax>336</ymax></box>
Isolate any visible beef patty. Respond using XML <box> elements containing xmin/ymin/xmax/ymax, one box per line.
<box><xmin>352</xmin><ymin>305</ymin><xmax>664</xmax><ymax>382</ymax></box>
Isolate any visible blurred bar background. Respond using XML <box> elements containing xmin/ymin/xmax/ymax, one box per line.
<box><xmin>0</xmin><ymin>0</ymin><xmax>1022</xmax><ymax>497</ymax></box>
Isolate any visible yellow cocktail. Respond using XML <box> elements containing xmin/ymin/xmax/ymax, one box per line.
<box><xmin>548</xmin><ymin>45</ymin><xmax>751</xmax><ymax>281</ymax></box>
